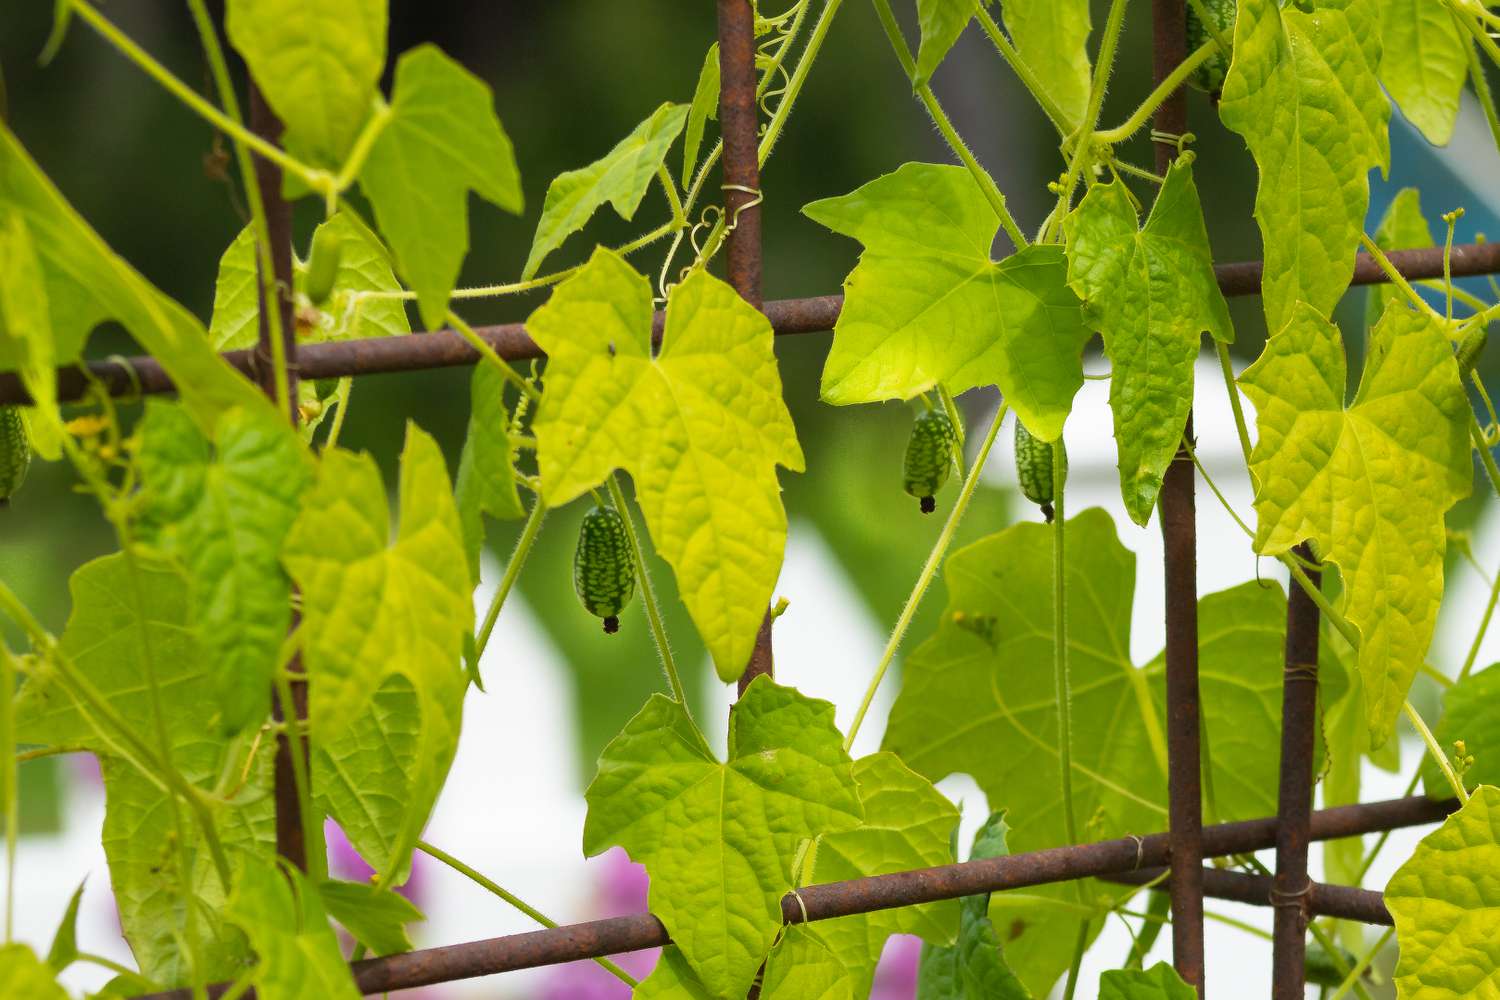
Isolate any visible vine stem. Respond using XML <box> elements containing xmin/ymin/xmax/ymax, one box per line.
<box><xmin>842</xmin><ymin>400</ymin><xmax>1009</xmax><ymax>752</ymax></box>
<box><xmin>1308</xmin><ymin>920</ymin><xmax>1376</xmax><ymax>1000</ymax></box>
<box><xmin>183</xmin><ymin>0</ymin><xmax>292</xmax><ymax>420</ymax></box>
<box><xmin>973</xmin><ymin>7</ymin><xmax>1075</xmax><ymax>137</ymax></box>
<box><xmin>415</xmin><ymin>840</ymin><xmax>638</xmax><ymax>988</ymax></box>
<box><xmin>1406</xmin><ymin>700</ymin><xmax>1468</xmax><ymax>803</ymax></box>
<box><xmin>66</xmin><ymin>1</ymin><xmax>331</xmax><ymax>197</ymax></box>
<box><xmin>474</xmin><ymin>499</ymin><xmax>547</xmax><ymax>663</ymax></box>
<box><xmin>1327</xmin><ymin>925</ymin><xmax>1394</xmax><ymax>1000</ymax></box>
<box><xmin>1094</xmin><ymin>39</ymin><xmax>1220</xmax><ymax>145</ymax></box>
<box><xmin>867</xmin><ymin>0</ymin><xmax>1029</xmax><ymax>249</ymax></box>
<box><xmin>1359</xmin><ymin>232</ymin><xmax>1444</xmax><ymax>321</ymax></box>
<box><xmin>1459</xmin><ymin>10</ymin><xmax>1500</xmax><ymax>154</ymax></box>
<box><xmin>604</xmin><ymin>476</ymin><xmax>692</xmax><ymax>721</ymax></box>
<box><xmin>1459</xmin><ymin>554</ymin><xmax>1500</xmax><ymax>682</ymax></box>
<box><xmin>1471</xmin><ymin>413</ymin><xmax>1500</xmax><ymax>498</ymax></box>
<box><xmin>446</xmin><ymin>311</ymin><xmax>542</xmax><ymax>402</ymax></box>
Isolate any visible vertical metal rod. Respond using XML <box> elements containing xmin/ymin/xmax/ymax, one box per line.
<box><xmin>1271</xmin><ymin>544</ymin><xmax>1321</xmax><ymax>998</ymax></box>
<box><xmin>716</xmin><ymin>0</ymin><xmax>776</xmax><ymax>697</ymax></box>
<box><xmin>249</xmin><ymin>84</ymin><xmax>308</xmax><ymax>873</ymax></box>
<box><xmin>1151</xmin><ymin>0</ymin><xmax>1205</xmax><ymax>992</ymax></box>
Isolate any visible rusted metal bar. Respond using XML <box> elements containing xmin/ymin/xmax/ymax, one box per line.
<box><xmin>1151</xmin><ymin>0</ymin><xmax>1204</xmax><ymax>990</ymax></box>
<box><xmin>1105</xmin><ymin>867</ymin><xmax>1391</xmax><ymax>927</ymax></box>
<box><xmin>1271</xmin><ymin>544</ymin><xmax>1322</xmax><ymax>998</ymax></box>
<box><xmin>137</xmin><ymin>795</ymin><xmax>1449</xmax><ymax>999</ymax></box>
<box><xmin>247</xmin><ymin>83</ymin><xmax>308</xmax><ymax>875</ymax></box>
<box><xmin>716</xmin><ymin>0</ymin><xmax>776</xmax><ymax>699</ymax></box>
<box><xmin>5</xmin><ymin>243</ymin><xmax>1498</xmax><ymax>408</ymax></box>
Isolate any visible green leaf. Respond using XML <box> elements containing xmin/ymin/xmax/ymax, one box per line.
<box><xmin>527</xmin><ymin>249</ymin><xmax>803</xmax><ymax>679</ymax></box>
<box><xmin>136</xmin><ymin>401</ymin><xmax>312</xmax><ymax>733</ymax></box>
<box><xmin>804</xmin><ymin>163</ymin><xmax>1090</xmax><ymax>441</ymax></box>
<box><xmin>1218</xmin><ymin>0</ymin><xmax>1391</xmax><ymax>331</ymax></box>
<box><xmin>915</xmin><ymin>0</ymin><xmax>978</xmax><ymax>84</ymax></box>
<box><xmin>1423</xmin><ymin>665</ymin><xmax>1500</xmax><ymax>796</ymax></box>
<box><xmin>45</xmin><ymin>879</ymin><xmax>85</xmax><ymax>972</ymax></box>
<box><xmin>283</xmin><ymin>424</ymin><xmax>471</xmax><ymax>882</ymax></box>
<box><xmin>1238</xmin><ymin>301</ymin><xmax>1471</xmax><ymax>745</ymax></box>
<box><xmin>0</xmin><ymin>213</ymin><xmax>60</xmax><ymax>460</ymax></box>
<box><xmin>224</xmin><ymin>857</ymin><xmax>361</xmax><ymax>1000</ymax></box>
<box><xmin>0</xmin><ymin>123</ymin><xmax>267</xmax><ymax>430</ymax></box>
<box><xmin>522</xmin><ymin>102</ymin><xmax>686</xmax><ymax>280</ymax></box>
<box><xmin>764</xmin><ymin>752</ymin><xmax>961</xmax><ymax>999</ymax></box>
<box><xmin>884</xmin><ymin>509</ymin><xmax>1304</xmax><ymax>993</ymax></box>
<box><xmin>361</xmin><ymin>45</ymin><xmax>524</xmax><ymax>329</ymax></box>
<box><xmin>683</xmin><ymin>45</ymin><xmax>720</xmax><ymax>187</ymax></box>
<box><xmin>0</xmin><ymin>944</ymin><xmax>69</xmax><ymax>1000</ymax></box>
<box><xmin>1385</xmin><ymin>784</ymin><xmax>1500</xmax><ymax>998</ymax></box>
<box><xmin>225</xmin><ymin>0</ymin><xmax>385</xmax><ymax>170</ymax></box>
<box><xmin>1366</xmin><ymin>188</ymin><xmax>1435</xmax><ymax>328</ymax></box>
<box><xmin>1099</xmin><ymin>962</ymin><xmax>1197</xmax><ymax>999</ymax></box>
<box><xmin>762</xmin><ymin>926</ymin><xmax>858</xmax><ymax>1000</ymax></box>
<box><xmin>1377</xmin><ymin>0</ymin><xmax>1467</xmax><ymax>145</ymax></box>
<box><xmin>317</xmin><ymin>879</ymin><xmax>424</xmax><ymax>956</ymax></box>
<box><xmin>582</xmin><ymin>678</ymin><xmax>862</xmax><ymax>997</ymax></box>
<box><xmin>16</xmin><ymin>554</ymin><xmax>276</xmax><ymax>985</ymax></box>
<box><xmin>915</xmin><ymin>812</ymin><xmax>1031</xmax><ymax>1000</ymax></box>
<box><xmin>1000</xmin><ymin>0</ymin><xmax>1093</xmax><ymax>125</ymax></box>
<box><xmin>454</xmin><ymin>362</ymin><xmax>525</xmax><ymax>580</ymax></box>
<box><xmin>633</xmin><ymin>946</ymin><xmax>721</xmax><ymax>1000</ymax></box>
<box><xmin>1063</xmin><ymin>159</ymin><xmax>1233</xmax><ymax>524</ymax></box>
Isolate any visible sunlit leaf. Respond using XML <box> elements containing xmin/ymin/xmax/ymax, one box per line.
<box><xmin>454</xmin><ymin>362</ymin><xmax>525</xmax><ymax>580</ymax></box>
<box><xmin>1377</xmin><ymin>0</ymin><xmax>1466</xmax><ymax>146</ymax></box>
<box><xmin>1000</xmin><ymin>0</ymin><xmax>1092</xmax><ymax>125</ymax></box>
<box><xmin>0</xmin><ymin>944</ymin><xmax>68</xmax><ymax>1000</ymax></box>
<box><xmin>318</xmin><ymin>879</ymin><xmax>424</xmax><ymax>957</ymax></box>
<box><xmin>915</xmin><ymin>0</ymin><xmax>978</xmax><ymax>83</ymax></box>
<box><xmin>1099</xmin><ymin>962</ymin><xmax>1197</xmax><ymax>999</ymax></box>
<box><xmin>683</xmin><ymin>46</ymin><xmax>719</xmax><ymax>187</ymax></box>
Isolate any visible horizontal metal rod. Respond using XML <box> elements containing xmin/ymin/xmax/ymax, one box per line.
<box><xmin>134</xmin><ymin>794</ymin><xmax>1449</xmax><ymax>999</ymax></box>
<box><xmin>1104</xmin><ymin>866</ymin><xmax>1391</xmax><ymax>926</ymax></box>
<box><xmin>6</xmin><ymin>241</ymin><xmax>1497</xmax><ymax>408</ymax></box>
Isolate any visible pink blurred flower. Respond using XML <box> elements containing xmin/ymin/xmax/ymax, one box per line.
<box><xmin>871</xmin><ymin>934</ymin><xmax>922</xmax><ymax>1000</ymax></box>
<box><xmin>536</xmin><ymin>848</ymin><xmax>657</xmax><ymax>999</ymax></box>
<box><xmin>324</xmin><ymin>819</ymin><xmax>428</xmax><ymax>905</ymax></box>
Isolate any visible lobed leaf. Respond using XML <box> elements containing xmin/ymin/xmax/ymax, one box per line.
<box><xmin>361</xmin><ymin>45</ymin><xmax>524</xmax><ymax>328</ymax></box>
<box><xmin>136</xmin><ymin>401</ymin><xmax>312</xmax><ymax>733</ymax></box>
<box><xmin>805</xmin><ymin>162</ymin><xmax>1090</xmax><ymax>441</ymax></box>
<box><xmin>226</xmin><ymin>0</ymin><xmax>385</xmax><ymax>171</ymax></box>
<box><xmin>527</xmin><ymin>248</ymin><xmax>803</xmax><ymax>679</ymax></box>
<box><xmin>317</xmin><ymin>879</ymin><xmax>424</xmax><ymax>957</ymax></box>
<box><xmin>1063</xmin><ymin>159</ymin><xmax>1232</xmax><ymax>524</ymax></box>
<box><xmin>583</xmin><ymin>678</ymin><xmax>862</xmax><ymax>996</ymax></box>
<box><xmin>522</xmin><ymin>102</ymin><xmax>687</xmax><ymax>280</ymax></box>
<box><xmin>283</xmin><ymin>424</ymin><xmax>471</xmax><ymax>882</ymax></box>
<box><xmin>1386</xmin><ymin>785</ymin><xmax>1500</xmax><ymax>998</ymax></box>
<box><xmin>1238</xmin><ymin>301</ymin><xmax>1471</xmax><ymax>745</ymax></box>
<box><xmin>1218</xmin><ymin>0</ymin><xmax>1391</xmax><ymax>331</ymax></box>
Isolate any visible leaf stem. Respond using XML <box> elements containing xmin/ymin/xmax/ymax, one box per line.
<box><xmin>446</xmin><ymin>310</ymin><xmax>541</xmax><ymax>402</ymax></box>
<box><xmin>604</xmin><ymin>476</ymin><xmax>693</xmax><ymax>723</ymax></box>
<box><xmin>332</xmin><ymin>98</ymin><xmax>394</xmax><ymax>197</ymax></box>
<box><xmin>1405</xmin><ymin>699</ymin><xmax>1467</xmax><ymax>803</ymax></box>
<box><xmin>415</xmin><ymin>839</ymin><xmax>638</xmax><ymax>987</ymax></box>
<box><xmin>1095</xmin><ymin>39</ymin><xmax>1220</xmax><ymax>146</ymax></box>
<box><xmin>868</xmin><ymin>0</ymin><xmax>1029</xmax><ymax>248</ymax></box>
<box><xmin>936</xmin><ymin>385</ymin><xmax>967</xmax><ymax>479</ymax></box>
<box><xmin>1471</xmin><ymin>411</ymin><xmax>1500</xmax><ymax>498</ymax></box>
<box><xmin>973</xmin><ymin>7</ymin><xmax>1075</xmax><ymax>137</ymax></box>
<box><xmin>1359</xmin><ymin>232</ymin><xmax>1443</xmax><ymax>321</ymax></box>
<box><xmin>1216</xmin><ymin>342</ymin><xmax>1255</xmax><ymax>469</ymax></box>
<box><xmin>474</xmin><ymin>499</ymin><xmax>547</xmax><ymax>664</ymax></box>
<box><xmin>1459</xmin><ymin>13</ymin><xmax>1500</xmax><ymax>154</ymax></box>
<box><xmin>843</xmin><ymin>400</ymin><xmax>1009</xmax><ymax>751</ymax></box>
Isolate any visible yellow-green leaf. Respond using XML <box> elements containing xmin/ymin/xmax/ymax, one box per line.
<box><xmin>225</xmin><ymin>857</ymin><xmax>361</xmax><ymax>1000</ymax></box>
<box><xmin>1239</xmin><ymin>301</ymin><xmax>1471</xmax><ymax>745</ymax></box>
<box><xmin>583</xmin><ymin>678</ymin><xmax>862</xmax><ymax>997</ymax></box>
<box><xmin>804</xmin><ymin>162</ymin><xmax>1090</xmax><ymax>441</ymax></box>
<box><xmin>1377</xmin><ymin>0</ymin><xmax>1467</xmax><ymax>146</ymax></box>
<box><xmin>527</xmin><ymin>248</ymin><xmax>803</xmax><ymax>679</ymax></box>
<box><xmin>1366</xmin><ymin>188</ymin><xmax>1435</xmax><ymax>327</ymax></box>
<box><xmin>454</xmin><ymin>362</ymin><xmax>525</xmax><ymax>580</ymax></box>
<box><xmin>0</xmin><ymin>214</ymin><xmax>60</xmax><ymax>459</ymax></box>
<box><xmin>1100</xmin><ymin>962</ymin><xmax>1197</xmax><ymax>999</ymax></box>
<box><xmin>1219</xmin><ymin>0</ymin><xmax>1391</xmax><ymax>331</ymax></box>
<box><xmin>915</xmin><ymin>0</ymin><xmax>978</xmax><ymax>83</ymax></box>
<box><xmin>1063</xmin><ymin>159</ymin><xmax>1232</xmax><ymax>524</ymax></box>
<box><xmin>1001</xmin><ymin>0</ymin><xmax>1093</xmax><ymax>126</ymax></box>
<box><xmin>0</xmin><ymin>944</ymin><xmax>69</xmax><ymax>1000</ymax></box>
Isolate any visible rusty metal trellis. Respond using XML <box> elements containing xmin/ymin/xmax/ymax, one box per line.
<box><xmin>29</xmin><ymin>2</ymin><xmax>1500</xmax><ymax>997</ymax></box>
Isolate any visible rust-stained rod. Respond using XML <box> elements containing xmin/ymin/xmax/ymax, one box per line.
<box><xmin>247</xmin><ymin>83</ymin><xmax>308</xmax><ymax>875</ymax></box>
<box><xmin>136</xmin><ymin>795</ymin><xmax>1451</xmax><ymax>999</ymax></box>
<box><xmin>5</xmin><ymin>242</ymin><xmax>1499</xmax><ymax>408</ymax></box>
<box><xmin>1104</xmin><ymin>867</ymin><xmax>1391</xmax><ymax>927</ymax></box>
<box><xmin>716</xmin><ymin>0</ymin><xmax>776</xmax><ymax>698</ymax></box>
<box><xmin>1151</xmin><ymin>0</ymin><xmax>1204</xmax><ymax>990</ymax></box>
<box><xmin>1271</xmin><ymin>545</ymin><xmax>1323</xmax><ymax>998</ymax></box>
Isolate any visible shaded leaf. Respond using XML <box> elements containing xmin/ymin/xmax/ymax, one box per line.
<box><xmin>523</xmin><ymin>102</ymin><xmax>686</xmax><ymax>280</ymax></box>
<box><xmin>0</xmin><ymin>213</ymin><xmax>60</xmax><ymax>459</ymax></box>
<box><xmin>45</xmin><ymin>879</ymin><xmax>85</xmax><ymax>972</ymax></box>
<box><xmin>583</xmin><ymin>678</ymin><xmax>862</xmax><ymax>997</ymax></box>
<box><xmin>225</xmin><ymin>857</ymin><xmax>361</xmax><ymax>1000</ymax></box>
<box><xmin>454</xmin><ymin>362</ymin><xmax>525</xmax><ymax>580</ymax></box>
<box><xmin>1239</xmin><ymin>302</ymin><xmax>1471</xmax><ymax>745</ymax></box>
<box><xmin>1063</xmin><ymin>159</ymin><xmax>1232</xmax><ymax>524</ymax></box>
<box><xmin>317</xmin><ymin>879</ymin><xmax>424</xmax><ymax>957</ymax></box>
<box><xmin>527</xmin><ymin>249</ymin><xmax>803</xmax><ymax>679</ymax></box>
<box><xmin>804</xmin><ymin>163</ymin><xmax>1090</xmax><ymax>441</ymax></box>
<box><xmin>1099</xmin><ymin>962</ymin><xmax>1197</xmax><ymax>999</ymax></box>
<box><xmin>361</xmin><ymin>45</ymin><xmax>523</xmax><ymax>328</ymax></box>
<box><xmin>683</xmin><ymin>46</ymin><xmax>719</xmax><ymax>187</ymax></box>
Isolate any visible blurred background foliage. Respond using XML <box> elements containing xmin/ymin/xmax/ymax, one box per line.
<box><xmin>0</xmin><ymin>0</ymin><xmax>1495</xmax><ymax>800</ymax></box>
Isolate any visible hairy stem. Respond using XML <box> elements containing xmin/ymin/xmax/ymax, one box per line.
<box><xmin>974</xmin><ymin>7</ymin><xmax>1075</xmax><ymax>137</ymax></box>
<box><xmin>474</xmin><ymin>499</ymin><xmax>547</xmax><ymax>664</ymax></box>
<box><xmin>1095</xmin><ymin>39</ymin><xmax>1220</xmax><ymax>145</ymax></box>
<box><xmin>1406</xmin><ymin>700</ymin><xmax>1467</xmax><ymax>803</ymax></box>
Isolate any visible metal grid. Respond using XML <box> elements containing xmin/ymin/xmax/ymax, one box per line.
<box><xmin>96</xmin><ymin>2</ymin><xmax>1499</xmax><ymax>996</ymax></box>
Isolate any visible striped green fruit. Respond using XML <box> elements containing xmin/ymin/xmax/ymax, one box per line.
<box><xmin>1186</xmin><ymin>0</ymin><xmax>1236</xmax><ymax>95</ymax></box>
<box><xmin>573</xmin><ymin>505</ymin><xmax>636</xmax><ymax>633</ymax></box>
<box><xmin>1014</xmin><ymin>420</ymin><xmax>1060</xmax><ymax>522</ymax></box>
<box><xmin>903</xmin><ymin>409</ymin><xmax>956</xmax><ymax>513</ymax></box>
<box><xmin>0</xmin><ymin>407</ymin><xmax>29</xmax><ymax>504</ymax></box>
